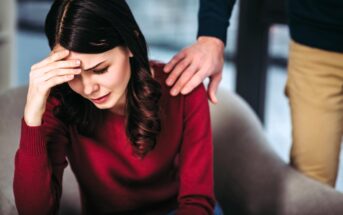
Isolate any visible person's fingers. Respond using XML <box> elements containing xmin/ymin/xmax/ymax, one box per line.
<box><xmin>170</xmin><ymin>64</ymin><xmax>198</xmax><ymax>96</ymax></box>
<box><xmin>44</xmin><ymin>60</ymin><xmax>81</xmax><ymax>74</ymax></box>
<box><xmin>207</xmin><ymin>72</ymin><xmax>222</xmax><ymax>104</ymax></box>
<box><xmin>165</xmin><ymin>58</ymin><xmax>191</xmax><ymax>86</ymax></box>
<box><xmin>42</xmin><ymin>74</ymin><xmax>76</xmax><ymax>91</ymax></box>
<box><xmin>164</xmin><ymin>50</ymin><xmax>186</xmax><ymax>73</ymax></box>
<box><xmin>179</xmin><ymin>72</ymin><xmax>206</xmax><ymax>95</ymax></box>
<box><xmin>31</xmin><ymin>49</ymin><xmax>70</xmax><ymax>70</ymax></box>
<box><xmin>30</xmin><ymin>60</ymin><xmax>81</xmax><ymax>79</ymax></box>
<box><xmin>38</xmin><ymin>68</ymin><xmax>82</xmax><ymax>82</ymax></box>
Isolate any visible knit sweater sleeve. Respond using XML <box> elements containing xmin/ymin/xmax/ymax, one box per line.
<box><xmin>197</xmin><ymin>0</ymin><xmax>237</xmax><ymax>45</ymax></box>
<box><xmin>13</xmin><ymin>97</ymin><xmax>69</xmax><ymax>215</ymax></box>
<box><xmin>176</xmin><ymin>84</ymin><xmax>215</xmax><ymax>215</ymax></box>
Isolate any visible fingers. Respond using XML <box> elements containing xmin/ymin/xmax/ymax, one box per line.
<box><xmin>164</xmin><ymin>50</ymin><xmax>186</xmax><ymax>73</ymax></box>
<box><xmin>39</xmin><ymin>59</ymin><xmax>81</xmax><ymax>75</ymax></box>
<box><xmin>31</xmin><ymin>61</ymin><xmax>82</xmax><ymax>93</ymax></box>
<box><xmin>31</xmin><ymin>49</ymin><xmax>70</xmax><ymax>70</ymax></box>
<box><xmin>43</xmin><ymin>74</ymin><xmax>76</xmax><ymax>90</ymax></box>
<box><xmin>28</xmin><ymin>49</ymin><xmax>82</xmax><ymax>97</ymax></box>
<box><xmin>32</xmin><ymin>74</ymin><xmax>76</xmax><ymax>96</ymax></box>
<box><xmin>165</xmin><ymin>57</ymin><xmax>191</xmax><ymax>86</ymax></box>
<box><xmin>169</xmin><ymin>64</ymin><xmax>198</xmax><ymax>96</ymax></box>
<box><xmin>38</xmin><ymin>68</ymin><xmax>81</xmax><ymax>82</ymax></box>
<box><xmin>207</xmin><ymin>72</ymin><xmax>222</xmax><ymax>104</ymax></box>
<box><xmin>165</xmin><ymin>38</ymin><xmax>225</xmax><ymax>98</ymax></box>
<box><xmin>30</xmin><ymin>59</ymin><xmax>81</xmax><ymax>79</ymax></box>
<box><xmin>180</xmin><ymin>72</ymin><xmax>205</xmax><ymax>96</ymax></box>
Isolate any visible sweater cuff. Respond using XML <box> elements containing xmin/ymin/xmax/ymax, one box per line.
<box><xmin>197</xmin><ymin>17</ymin><xmax>229</xmax><ymax>46</ymax></box>
<box><xmin>19</xmin><ymin>118</ymin><xmax>47</xmax><ymax>156</ymax></box>
<box><xmin>176</xmin><ymin>205</ymin><xmax>209</xmax><ymax>215</ymax></box>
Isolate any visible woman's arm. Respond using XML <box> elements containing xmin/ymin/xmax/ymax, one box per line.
<box><xmin>14</xmin><ymin>97</ymin><xmax>69</xmax><ymax>215</ymax></box>
<box><xmin>176</xmin><ymin>84</ymin><xmax>215</xmax><ymax>215</ymax></box>
<box><xmin>14</xmin><ymin>49</ymin><xmax>80</xmax><ymax>215</ymax></box>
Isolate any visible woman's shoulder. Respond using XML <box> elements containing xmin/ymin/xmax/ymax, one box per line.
<box><xmin>149</xmin><ymin>60</ymin><xmax>170</xmax><ymax>95</ymax></box>
<box><xmin>150</xmin><ymin>60</ymin><xmax>167</xmax><ymax>82</ymax></box>
<box><xmin>149</xmin><ymin>60</ymin><xmax>207</xmax><ymax>107</ymax></box>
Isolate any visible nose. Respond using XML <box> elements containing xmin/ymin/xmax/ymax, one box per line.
<box><xmin>80</xmin><ymin>73</ymin><xmax>100</xmax><ymax>96</ymax></box>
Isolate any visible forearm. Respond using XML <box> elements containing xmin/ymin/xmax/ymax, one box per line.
<box><xmin>177</xmin><ymin>196</ymin><xmax>214</xmax><ymax>215</ymax></box>
<box><xmin>13</xmin><ymin>120</ymin><xmax>64</xmax><ymax>215</ymax></box>
<box><xmin>14</xmin><ymin>154</ymin><xmax>58</xmax><ymax>215</ymax></box>
<box><xmin>197</xmin><ymin>0</ymin><xmax>237</xmax><ymax>45</ymax></box>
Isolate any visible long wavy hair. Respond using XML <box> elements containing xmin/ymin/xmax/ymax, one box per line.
<box><xmin>45</xmin><ymin>0</ymin><xmax>162</xmax><ymax>157</ymax></box>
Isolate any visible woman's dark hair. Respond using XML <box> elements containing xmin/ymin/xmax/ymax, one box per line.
<box><xmin>45</xmin><ymin>0</ymin><xmax>162</xmax><ymax>157</ymax></box>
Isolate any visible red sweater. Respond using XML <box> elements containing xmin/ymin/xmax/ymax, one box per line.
<box><xmin>13</xmin><ymin>62</ymin><xmax>215</xmax><ymax>215</ymax></box>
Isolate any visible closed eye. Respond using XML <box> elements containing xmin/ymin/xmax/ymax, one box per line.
<box><xmin>93</xmin><ymin>67</ymin><xmax>108</xmax><ymax>74</ymax></box>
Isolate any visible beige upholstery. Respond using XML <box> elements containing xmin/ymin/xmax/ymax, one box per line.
<box><xmin>1</xmin><ymin>86</ymin><xmax>343</xmax><ymax>215</ymax></box>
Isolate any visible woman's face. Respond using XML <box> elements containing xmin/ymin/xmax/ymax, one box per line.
<box><xmin>54</xmin><ymin>45</ymin><xmax>132</xmax><ymax>114</ymax></box>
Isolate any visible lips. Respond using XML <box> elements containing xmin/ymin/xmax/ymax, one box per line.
<box><xmin>91</xmin><ymin>93</ymin><xmax>111</xmax><ymax>104</ymax></box>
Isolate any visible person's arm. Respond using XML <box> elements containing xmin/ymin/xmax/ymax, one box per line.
<box><xmin>198</xmin><ymin>0</ymin><xmax>236</xmax><ymax>45</ymax></box>
<box><xmin>164</xmin><ymin>0</ymin><xmax>236</xmax><ymax>104</ymax></box>
<box><xmin>176</xmin><ymin>83</ymin><xmax>215</xmax><ymax>215</ymax></box>
<box><xmin>13</xmin><ymin>97</ymin><xmax>69</xmax><ymax>215</ymax></box>
<box><xmin>14</xmin><ymin>48</ymin><xmax>79</xmax><ymax>215</ymax></box>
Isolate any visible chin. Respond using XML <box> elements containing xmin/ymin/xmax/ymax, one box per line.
<box><xmin>95</xmin><ymin>98</ymin><xmax>118</xmax><ymax>109</ymax></box>
<box><xmin>93</xmin><ymin>104</ymin><xmax>109</xmax><ymax>109</ymax></box>
<box><xmin>93</xmin><ymin>102</ymin><xmax>115</xmax><ymax>109</ymax></box>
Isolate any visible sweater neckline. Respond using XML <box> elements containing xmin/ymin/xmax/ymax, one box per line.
<box><xmin>106</xmin><ymin>110</ymin><xmax>126</xmax><ymax>120</ymax></box>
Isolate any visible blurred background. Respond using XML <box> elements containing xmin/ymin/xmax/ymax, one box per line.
<box><xmin>0</xmin><ymin>0</ymin><xmax>342</xmax><ymax>191</ymax></box>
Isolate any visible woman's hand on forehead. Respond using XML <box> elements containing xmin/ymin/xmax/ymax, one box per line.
<box><xmin>24</xmin><ymin>47</ymin><xmax>82</xmax><ymax>126</ymax></box>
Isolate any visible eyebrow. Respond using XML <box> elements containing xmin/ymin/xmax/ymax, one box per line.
<box><xmin>83</xmin><ymin>60</ymin><xmax>106</xmax><ymax>71</ymax></box>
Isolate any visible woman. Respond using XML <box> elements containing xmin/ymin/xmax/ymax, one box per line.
<box><xmin>13</xmin><ymin>0</ymin><xmax>221</xmax><ymax>214</ymax></box>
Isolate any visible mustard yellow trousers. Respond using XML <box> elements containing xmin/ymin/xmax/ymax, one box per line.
<box><xmin>286</xmin><ymin>40</ymin><xmax>343</xmax><ymax>186</ymax></box>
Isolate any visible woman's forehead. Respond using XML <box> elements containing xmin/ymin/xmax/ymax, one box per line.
<box><xmin>53</xmin><ymin>45</ymin><xmax>105</xmax><ymax>64</ymax></box>
<box><xmin>51</xmin><ymin>45</ymin><xmax>126</xmax><ymax>68</ymax></box>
